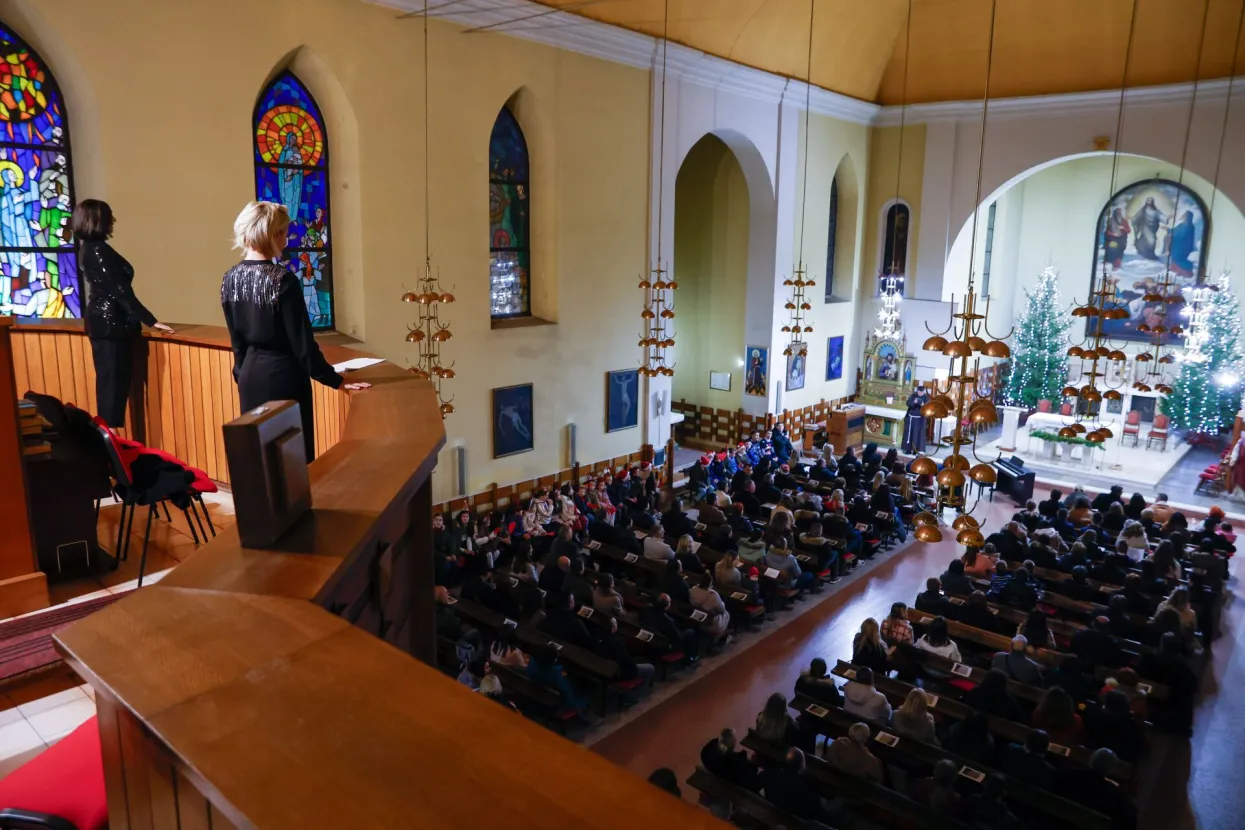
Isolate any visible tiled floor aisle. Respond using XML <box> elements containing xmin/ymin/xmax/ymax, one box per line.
<box><xmin>0</xmin><ymin>492</ymin><xmax>235</xmax><ymax>780</ymax></box>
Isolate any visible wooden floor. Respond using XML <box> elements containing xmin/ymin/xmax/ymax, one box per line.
<box><xmin>591</xmin><ymin>496</ymin><xmax>1244</xmax><ymax>830</ymax></box>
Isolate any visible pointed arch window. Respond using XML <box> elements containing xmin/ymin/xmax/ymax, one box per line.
<box><xmin>253</xmin><ymin>71</ymin><xmax>334</xmax><ymax>329</ymax></box>
<box><xmin>882</xmin><ymin>201</ymin><xmax>910</xmax><ymax>278</ymax></box>
<box><xmin>0</xmin><ymin>23</ymin><xmax>76</xmax><ymax>320</ymax></box>
<box><xmin>489</xmin><ymin>105</ymin><xmax>530</xmax><ymax>319</ymax></box>
<box><xmin>824</xmin><ymin>176</ymin><xmax>838</xmax><ymax>303</ymax></box>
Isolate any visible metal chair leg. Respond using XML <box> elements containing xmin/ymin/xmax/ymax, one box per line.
<box><xmin>121</xmin><ymin>501</ymin><xmax>139</xmax><ymax>563</ymax></box>
<box><xmin>196</xmin><ymin>494</ymin><xmax>216</xmax><ymax>536</ymax></box>
<box><xmin>181</xmin><ymin>506</ymin><xmax>201</xmax><ymax>545</ymax></box>
<box><xmin>137</xmin><ymin>505</ymin><xmax>155</xmax><ymax>588</ymax></box>
<box><xmin>161</xmin><ymin>501</ymin><xmax>172</xmax><ymax>523</ymax></box>
<box><xmin>113</xmin><ymin>501</ymin><xmax>127</xmax><ymax>563</ymax></box>
<box><xmin>189</xmin><ymin>499</ymin><xmax>210</xmax><ymax>542</ymax></box>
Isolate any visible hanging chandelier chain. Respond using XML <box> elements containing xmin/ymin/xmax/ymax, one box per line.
<box><xmin>1209</xmin><ymin>0</ymin><xmax>1245</xmax><ymax>223</ymax></box>
<box><xmin>422</xmin><ymin>0</ymin><xmax>431</xmax><ymax>268</ymax></box>
<box><xmin>655</xmin><ymin>0</ymin><xmax>669</xmax><ymax>265</ymax></box>
<box><xmin>1106</xmin><ymin>0</ymin><xmax>1141</xmax><ymax>203</ymax></box>
<box><xmin>890</xmin><ymin>0</ymin><xmax>913</xmax><ymax>272</ymax></box>
<box><xmin>963</xmin><ymin>0</ymin><xmax>999</xmax><ymax>292</ymax></box>
<box><xmin>796</xmin><ymin>0</ymin><xmax>816</xmax><ymax>262</ymax></box>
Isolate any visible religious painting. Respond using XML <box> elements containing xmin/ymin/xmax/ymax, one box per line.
<box><xmin>903</xmin><ymin>360</ymin><xmax>914</xmax><ymax>386</ymax></box>
<box><xmin>489</xmin><ymin>105</ymin><xmax>530</xmax><ymax>318</ymax></box>
<box><xmin>745</xmin><ymin>346</ymin><xmax>768</xmax><ymax>396</ymax></box>
<box><xmin>709</xmin><ymin>371</ymin><xmax>731</xmax><ymax>391</ymax></box>
<box><xmin>0</xmin><ymin>25</ymin><xmax>77</xmax><ymax>320</ymax></box>
<box><xmin>493</xmin><ymin>383</ymin><xmax>534</xmax><ymax>458</ymax></box>
<box><xmin>826</xmin><ymin>335</ymin><xmax>844</xmax><ymax>380</ymax></box>
<box><xmin>1090</xmin><ymin>178</ymin><xmax>1209</xmax><ymax>343</ymax></box>
<box><xmin>606</xmin><ymin>369</ymin><xmax>638</xmax><ymax>432</ymax></box>
<box><xmin>864</xmin><ymin>356</ymin><xmax>874</xmax><ymax>380</ymax></box>
<box><xmin>254</xmin><ymin>71</ymin><xmax>334</xmax><ymax>330</ymax></box>
<box><xmin>876</xmin><ymin>343</ymin><xmax>900</xmax><ymax>380</ymax></box>
<box><xmin>786</xmin><ymin>344</ymin><xmax>807</xmax><ymax>392</ymax></box>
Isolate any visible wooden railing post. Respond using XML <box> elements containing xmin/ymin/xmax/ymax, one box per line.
<box><xmin>410</xmin><ymin>476</ymin><xmax>435</xmax><ymax>666</ymax></box>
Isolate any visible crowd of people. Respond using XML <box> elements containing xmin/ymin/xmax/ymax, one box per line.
<box><xmin>432</xmin><ymin>429</ymin><xmax>926</xmax><ymax>724</ymax></box>
<box><xmin>673</xmin><ymin>481</ymin><xmax>1225</xmax><ymax>829</ymax></box>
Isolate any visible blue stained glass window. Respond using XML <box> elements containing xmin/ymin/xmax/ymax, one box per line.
<box><xmin>0</xmin><ymin>24</ymin><xmax>77</xmax><ymax>320</ymax></box>
<box><xmin>489</xmin><ymin>106</ymin><xmax>530</xmax><ymax>318</ymax></box>
<box><xmin>253</xmin><ymin>71</ymin><xmax>334</xmax><ymax>330</ymax></box>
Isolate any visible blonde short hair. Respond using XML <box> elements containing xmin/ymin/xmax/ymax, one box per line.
<box><xmin>233</xmin><ymin>201</ymin><xmax>290</xmax><ymax>258</ymax></box>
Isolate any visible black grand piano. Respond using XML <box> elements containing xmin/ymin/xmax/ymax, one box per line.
<box><xmin>994</xmin><ymin>454</ymin><xmax>1035</xmax><ymax>505</ymax></box>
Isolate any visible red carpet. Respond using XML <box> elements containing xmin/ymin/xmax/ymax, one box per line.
<box><xmin>0</xmin><ymin>592</ymin><xmax>131</xmax><ymax>688</ymax></box>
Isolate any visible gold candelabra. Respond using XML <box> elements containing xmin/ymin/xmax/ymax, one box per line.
<box><xmin>1061</xmin><ymin>269</ymin><xmax>1130</xmax><ymax>442</ymax></box>
<box><xmin>911</xmin><ymin>280</ymin><xmax>1011</xmax><ymax>545</ymax></box>
<box><xmin>1130</xmin><ymin>269</ymin><xmax>1182</xmax><ymax>393</ymax></box>
<box><xmin>639</xmin><ymin>264</ymin><xmax>676</xmax><ymax>377</ymax></box>
<box><xmin>402</xmin><ymin>262</ymin><xmax>456</xmax><ymax>417</ymax></box>
<box><xmin>781</xmin><ymin>263</ymin><xmax>813</xmax><ymax>359</ymax></box>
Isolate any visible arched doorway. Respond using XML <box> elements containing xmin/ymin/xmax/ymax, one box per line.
<box><xmin>672</xmin><ymin>134</ymin><xmax>752</xmax><ymax>410</ymax></box>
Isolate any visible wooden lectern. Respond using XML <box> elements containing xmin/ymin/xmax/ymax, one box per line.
<box><xmin>223</xmin><ymin>399</ymin><xmax>311</xmax><ymax>548</ymax></box>
<box><xmin>0</xmin><ymin>317</ymin><xmax>49</xmax><ymax>617</ymax></box>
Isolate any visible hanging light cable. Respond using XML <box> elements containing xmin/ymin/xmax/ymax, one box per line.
<box><xmin>1058</xmin><ymin>0</ymin><xmax>1143</xmax><ymax>444</ymax></box>
<box><xmin>912</xmin><ymin>0</ymin><xmax>1011</xmax><ymax>546</ymax></box>
<box><xmin>639</xmin><ymin>0</ymin><xmax>676</xmax><ymax>378</ymax></box>
<box><xmin>782</xmin><ymin>0</ymin><xmax>818</xmax><ymax>361</ymax></box>
<box><xmin>875</xmin><ymin>0</ymin><xmax>913</xmax><ymax>339</ymax></box>
<box><xmin>401</xmin><ymin>0</ymin><xmax>456</xmax><ymax>418</ymax></box>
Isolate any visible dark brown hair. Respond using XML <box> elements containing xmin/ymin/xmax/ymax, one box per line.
<box><xmin>71</xmin><ymin>199</ymin><xmax>114</xmax><ymax>241</ymax></box>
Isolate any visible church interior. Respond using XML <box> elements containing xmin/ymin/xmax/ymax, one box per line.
<box><xmin>3</xmin><ymin>0</ymin><xmax>1245</xmax><ymax>828</ymax></box>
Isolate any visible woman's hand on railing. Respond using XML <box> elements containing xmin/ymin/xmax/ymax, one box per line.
<box><xmin>153</xmin><ymin>322</ymin><xmax>175</xmax><ymax>333</ymax></box>
<box><xmin>344</xmin><ymin>382</ymin><xmax>371</xmax><ymax>392</ymax></box>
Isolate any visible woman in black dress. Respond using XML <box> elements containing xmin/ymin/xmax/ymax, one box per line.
<box><xmin>74</xmin><ymin>200</ymin><xmax>174</xmax><ymax>426</ymax></box>
<box><xmin>221</xmin><ymin>201</ymin><xmax>367</xmax><ymax>460</ymax></box>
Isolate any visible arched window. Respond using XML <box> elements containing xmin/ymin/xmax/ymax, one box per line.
<box><xmin>824</xmin><ymin>176</ymin><xmax>838</xmax><ymax>303</ymax></box>
<box><xmin>489</xmin><ymin>105</ymin><xmax>530</xmax><ymax>319</ymax></box>
<box><xmin>0</xmin><ymin>24</ymin><xmax>75</xmax><ymax>320</ymax></box>
<box><xmin>882</xmin><ymin>201</ymin><xmax>910</xmax><ymax>278</ymax></box>
<box><xmin>253</xmin><ymin>71</ymin><xmax>334</xmax><ymax>330</ymax></box>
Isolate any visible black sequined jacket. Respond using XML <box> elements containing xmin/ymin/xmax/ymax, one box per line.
<box><xmin>80</xmin><ymin>240</ymin><xmax>157</xmax><ymax>339</ymax></box>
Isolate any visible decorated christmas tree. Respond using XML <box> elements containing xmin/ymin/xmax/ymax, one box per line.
<box><xmin>1004</xmin><ymin>266</ymin><xmax>1073</xmax><ymax>408</ymax></box>
<box><xmin>1164</xmin><ymin>273</ymin><xmax>1244</xmax><ymax>434</ymax></box>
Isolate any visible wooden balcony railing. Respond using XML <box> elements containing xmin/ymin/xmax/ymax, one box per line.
<box><xmin>22</xmin><ymin>320</ymin><xmax>719</xmax><ymax>829</ymax></box>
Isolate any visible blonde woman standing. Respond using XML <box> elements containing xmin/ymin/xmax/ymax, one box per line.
<box><xmin>221</xmin><ymin>201</ymin><xmax>367</xmax><ymax>460</ymax></box>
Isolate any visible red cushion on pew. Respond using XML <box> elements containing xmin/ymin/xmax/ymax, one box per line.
<box><xmin>948</xmin><ymin>678</ymin><xmax>976</xmax><ymax>693</ymax></box>
<box><xmin>0</xmin><ymin>715</ymin><xmax>107</xmax><ymax>830</ymax></box>
<box><xmin>659</xmin><ymin>651</ymin><xmax>685</xmax><ymax>663</ymax></box>
<box><xmin>613</xmin><ymin>677</ymin><xmax>645</xmax><ymax>692</ymax></box>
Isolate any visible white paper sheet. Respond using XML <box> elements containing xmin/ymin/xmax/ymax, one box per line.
<box><xmin>332</xmin><ymin>357</ymin><xmax>385</xmax><ymax>373</ymax></box>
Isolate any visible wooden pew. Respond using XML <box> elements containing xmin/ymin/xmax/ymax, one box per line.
<box><xmin>892</xmin><ymin>643</ymin><xmax>1046</xmax><ymax>706</ymax></box>
<box><xmin>944</xmin><ymin>592</ymin><xmax>1156</xmax><ymax>656</ymax></box>
<box><xmin>829</xmin><ymin>661</ymin><xmax>1132</xmax><ymax>779</ymax></box>
<box><xmin>685</xmin><ymin>767</ymin><xmax>823</xmax><ymax>830</ymax></box>
<box><xmin>787</xmin><ymin>693</ymin><xmax>1112</xmax><ymax>830</ymax></box>
<box><xmin>741</xmin><ymin>731</ymin><xmax>974</xmax><ymax>830</ymax></box>
<box><xmin>449</xmin><ymin>597</ymin><xmax>618</xmax><ymax>685</ymax></box>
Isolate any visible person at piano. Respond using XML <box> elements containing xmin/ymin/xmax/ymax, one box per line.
<box><xmin>902</xmin><ymin>381</ymin><xmax>931</xmax><ymax>454</ymax></box>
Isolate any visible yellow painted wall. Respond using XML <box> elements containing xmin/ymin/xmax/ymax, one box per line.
<box><xmin>783</xmin><ymin>111</ymin><xmax>870</xmax><ymax>411</ymax></box>
<box><xmin>12</xmin><ymin>0</ymin><xmax>650</xmax><ymax>500</ymax></box>
<box><xmin>671</xmin><ymin>135</ymin><xmax>750</xmax><ymax>411</ymax></box>
<box><xmin>863</xmin><ymin>124</ymin><xmax>925</xmax><ymax>291</ymax></box>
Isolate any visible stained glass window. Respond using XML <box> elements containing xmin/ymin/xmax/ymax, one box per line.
<box><xmin>253</xmin><ymin>71</ymin><xmax>334</xmax><ymax>330</ymax></box>
<box><xmin>489</xmin><ymin>105</ymin><xmax>530</xmax><ymax>318</ymax></box>
<box><xmin>824</xmin><ymin>176</ymin><xmax>838</xmax><ymax>302</ymax></box>
<box><xmin>0</xmin><ymin>24</ymin><xmax>76</xmax><ymax>320</ymax></box>
<box><xmin>882</xmin><ymin>202</ymin><xmax>910</xmax><ymax>277</ymax></box>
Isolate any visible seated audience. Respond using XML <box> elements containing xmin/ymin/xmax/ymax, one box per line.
<box><xmin>851</xmin><ymin>617</ymin><xmax>890</xmax><ymax>674</ymax></box>
<box><xmin>592</xmin><ymin>573</ymin><xmax>625</xmax><ymax>619</ymax></box>
<box><xmin>1038</xmin><ymin>489</ymin><xmax>1063</xmax><ymax>519</ymax></box>
<box><xmin>880</xmin><ymin>601</ymin><xmax>914</xmax><ymax>646</ymax></box>
<box><xmin>999</xmin><ymin>729</ymin><xmax>1055</xmax><ymax>789</ymax></box>
<box><xmin>991</xmin><ymin>636</ymin><xmax>1045</xmax><ymax>686</ymax></box>
<box><xmin>843</xmin><ymin>667</ymin><xmax>893</xmax><ymax>724</ymax></box>
<box><xmin>965</xmin><ymin>668</ymin><xmax>1025</xmax><ymax>722</ymax></box>
<box><xmin>892</xmin><ymin>688</ymin><xmax>938</xmax><ymax>744</ymax></box>
<box><xmin>658</xmin><ymin>557</ymin><xmax>690</xmax><ymax>604</ymax></box>
<box><xmin>965</xmin><ymin>774</ymin><xmax>1022</xmax><ymax>830</ymax></box>
<box><xmin>1085</xmin><ymin>689</ymin><xmax>1145</xmax><ymax>763</ymax></box>
<box><xmin>827</xmin><ymin>722</ymin><xmax>884</xmax><ymax>783</ymax></box>
<box><xmin>525</xmin><ymin>644</ymin><xmax>588</xmax><ymax>715</ymax></box>
<box><xmin>755</xmin><ymin>692</ymin><xmax>799</xmax><ymax>745</ymax></box>
<box><xmin>488</xmin><ymin>627</ymin><xmax>528</xmax><ymax>668</ymax></box>
<box><xmin>1073</xmin><ymin>616</ymin><xmax>1124</xmax><ymax>668</ymax></box>
<box><xmin>940</xmin><ymin>558</ymin><xmax>973</xmax><ymax>596</ymax></box>
<box><xmin>700</xmin><ymin>727</ymin><xmax>757</xmax><ymax>789</ymax></box>
<box><xmin>1018</xmin><ymin>608</ymin><xmax>1056</xmax><ymax>651</ymax></box>
<box><xmin>1031</xmin><ymin>686</ymin><xmax>1083</xmax><ymax>747</ymax></box>
<box><xmin>763</xmin><ymin>748</ymin><xmax>830</xmax><ymax>822</ymax></box>
<box><xmin>915</xmin><ymin>615</ymin><xmax>962</xmax><ymax>663</ymax></box>
<box><xmin>1062</xmin><ymin>748</ymin><xmax>1138</xmax><ymax>830</ymax></box>
<box><xmin>646</xmin><ymin>767</ymin><xmax>681</xmax><ymax>798</ymax></box>
<box><xmin>1137</xmin><ymin>632</ymin><xmax>1197</xmax><ymax>736</ymax></box>
<box><xmin>638</xmin><ymin>593</ymin><xmax>698</xmax><ymax>659</ymax></box>
<box><xmin>689</xmin><ymin>572</ymin><xmax>730</xmax><ymax>640</ymax></box>
<box><xmin>916</xmin><ymin>577</ymin><xmax>955</xmax><ymax>617</ymax></box>
<box><xmin>913</xmin><ymin>759</ymin><xmax>963</xmax><ymax>817</ymax></box>
<box><xmin>944</xmin><ymin>711</ymin><xmax>995</xmax><ymax>765</ymax></box>
<box><xmin>642</xmin><ymin>525</ymin><xmax>676</xmax><ymax>562</ymax></box>
<box><xmin>795</xmin><ymin>657</ymin><xmax>843</xmax><ymax>707</ymax></box>
<box><xmin>962</xmin><ymin>545</ymin><xmax>999</xmax><ymax>578</ymax></box>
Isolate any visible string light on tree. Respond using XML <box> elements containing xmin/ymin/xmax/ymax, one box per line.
<box><xmin>1003</xmin><ymin>266</ymin><xmax>1072</xmax><ymax>407</ymax></box>
<box><xmin>1164</xmin><ymin>272</ymin><xmax>1243</xmax><ymax>435</ymax></box>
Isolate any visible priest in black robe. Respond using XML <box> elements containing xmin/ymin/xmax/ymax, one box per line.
<box><xmin>903</xmin><ymin>382</ymin><xmax>931</xmax><ymax>454</ymax></box>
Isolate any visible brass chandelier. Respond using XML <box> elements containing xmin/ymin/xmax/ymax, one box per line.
<box><xmin>911</xmin><ymin>0</ymin><xmax>1011</xmax><ymax>546</ymax></box>
<box><xmin>639</xmin><ymin>0</ymin><xmax>676</xmax><ymax>379</ymax></box>
<box><xmin>402</xmin><ymin>0</ymin><xmax>455</xmax><ymax>417</ymax></box>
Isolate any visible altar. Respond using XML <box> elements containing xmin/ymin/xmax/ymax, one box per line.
<box><xmin>855</xmin><ymin>332</ymin><xmax>920</xmax><ymax>448</ymax></box>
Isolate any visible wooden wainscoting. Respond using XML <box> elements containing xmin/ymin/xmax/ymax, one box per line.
<box><xmin>10</xmin><ymin>322</ymin><xmax>354</xmax><ymax>485</ymax></box>
<box><xmin>433</xmin><ymin>450</ymin><xmax>648</xmax><ymax>516</ymax></box>
<box><xmin>673</xmin><ymin>395</ymin><xmax>856</xmax><ymax>451</ymax></box>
